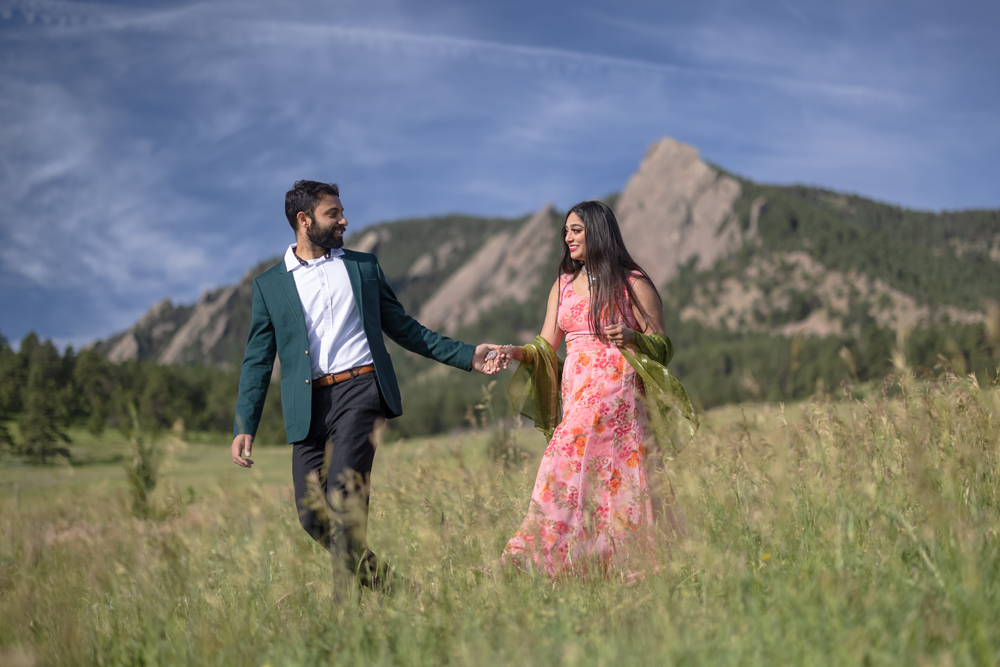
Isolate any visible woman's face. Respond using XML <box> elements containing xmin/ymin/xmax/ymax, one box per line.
<box><xmin>564</xmin><ymin>213</ymin><xmax>586</xmax><ymax>262</ymax></box>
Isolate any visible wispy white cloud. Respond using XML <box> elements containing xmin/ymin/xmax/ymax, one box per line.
<box><xmin>222</xmin><ymin>17</ymin><xmax>915</xmax><ymax>105</ymax></box>
<box><xmin>4</xmin><ymin>0</ymin><xmax>910</xmax><ymax>104</ymax></box>
<box><xmin>582</xmin><ymin>9</ymin><xmax>917</xmax><ymax>106</ymax></box>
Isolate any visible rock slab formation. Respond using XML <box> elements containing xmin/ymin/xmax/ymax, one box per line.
<box><xmin>418</xmin><ymin>204</ymin><xmax>557</xmax><ymax>334</ymax></box>
<box><xmin>616</xmin><ymin>137</ymin><xmax>749</xmax><ymax>286</ymax></box>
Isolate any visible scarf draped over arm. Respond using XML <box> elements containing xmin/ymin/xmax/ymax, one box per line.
<box><xmin>506</xmin><ymin>336</ymin><xmax>563</xmax><ymax>441</ymax></box>
<box><xmin>619</xmin><ymin>331</ymin><xmax>698</xmax><ymax>457</ymax></box>
<box><xmin>507</xmin><ymin>332</ymin><xmax>698</xmax><ymax>456</ymax></box>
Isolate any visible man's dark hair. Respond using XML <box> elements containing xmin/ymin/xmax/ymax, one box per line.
<box><xmin>285</xmin><ymin>180</ymin><xmax>340</xmax><ymax>230</ymax></box>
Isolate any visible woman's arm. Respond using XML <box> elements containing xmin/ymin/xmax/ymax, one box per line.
<box><xmin>630</xmin><ymin>277</ymin><xmax>666</xmax><ymax>335</ymax></box>
<box><xmin>605</xmin><ymin>277</ymin><xmax>665</xmax><ymax>347</ymax></box>
<box><xmin>539</xmin><ymin>279</ymin><xmax>565</xmax><ymax>348</ymax></box>
<box><xmin>507</xmin><ymin>279</ymin><xmax>563</xmax><ymax>362</ymax></box>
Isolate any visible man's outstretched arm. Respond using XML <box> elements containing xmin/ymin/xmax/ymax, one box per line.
<box><xmin>232</xmin><ymin>280</ymin><xmax>277</xmax><ymax>468</ymax></box>
<box><xmin>374</xmin><ymin>258</ymin><xmax>500</xmax><ymax>374</ymax></box>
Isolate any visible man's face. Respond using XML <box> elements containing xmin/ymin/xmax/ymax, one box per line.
<box><xmin>303</xmin><ymin>193</ymin><xmax>347</xmax><ymax>249</ymax></box>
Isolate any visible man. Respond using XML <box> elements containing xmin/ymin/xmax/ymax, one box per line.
<box><xmin>231</xmin><ymin>180</ymin><xmax>500</xmax><ymax>593</ymax></box>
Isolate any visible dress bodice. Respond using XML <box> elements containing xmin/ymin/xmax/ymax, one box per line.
<box><xmin>557</xmin><ymin>272</ymin><xmax>639</xmax><ymax>354</ymax></box>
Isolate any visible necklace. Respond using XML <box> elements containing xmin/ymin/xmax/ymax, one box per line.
<box><xmin>581</xmin><ymin>264</ymin><xmax>595</xmax><ymax>287</ymax></box>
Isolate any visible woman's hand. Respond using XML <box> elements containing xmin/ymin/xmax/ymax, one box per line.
<box><xmin>604</xmin><ymin>323</ymin><xmax>636</xmax><ymax>348</ymax></box>
<box><xmin>498</xmin><ymin>344</ymin><xmax>522</xmax><ymax>369</ymax></box>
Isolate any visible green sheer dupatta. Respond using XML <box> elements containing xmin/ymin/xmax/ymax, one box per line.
<box><xmin>507</xmin><ymin>336</ymin><xmax>563</xmax><ymax>441</ymax></box>
<box><xmin>507</xmin><ymin>333</ymin><xmax>698</xmax><ymax>455</ymax></box>
<box><xmin>619</xmin><ymin>332</ymin><xmax>699</xmax><ymax>457</ymax></box>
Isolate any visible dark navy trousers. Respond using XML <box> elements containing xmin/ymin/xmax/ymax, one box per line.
<box><xmin>291</xmin><ymin>372</ymin><xmax>387</xmax><ymax>586</ymax></box>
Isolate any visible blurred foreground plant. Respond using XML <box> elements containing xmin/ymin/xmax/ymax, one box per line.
<box><xmin>123</xmin><ymin>404</ymin><xmax>160</xmax><ymax>519</ymax></box>
<box><xmin>472</xmin><ymin>380</ymin><xmax>525</xmax><ymax>470</ymax></box>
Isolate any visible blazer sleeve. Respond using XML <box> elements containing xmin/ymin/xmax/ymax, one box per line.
<box><xmin>374</xmin><ymin>257</ymin><xmax>474</xmax><ymax>371</ymax></box>
<box><xmin>233</xmin><ymin>279</ymin><xmax>277</xmax><ymax>437</ymax></box>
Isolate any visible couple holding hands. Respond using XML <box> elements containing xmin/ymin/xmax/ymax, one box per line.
<box><xmin>232</xmin><ymin>180</ymin><xmax>695</xmax><ymax>593</ymax></box>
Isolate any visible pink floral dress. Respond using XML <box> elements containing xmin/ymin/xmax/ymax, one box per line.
<box><xmin>502</xmin><ymin>273</ymin><xmax>659</xmax><ymax>577</ymax></box>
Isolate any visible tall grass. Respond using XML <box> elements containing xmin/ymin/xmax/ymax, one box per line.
<box><xmin>2</xmin><ymin>371</ymin><xmax>1000</xmax><ymax>665</ymax></box>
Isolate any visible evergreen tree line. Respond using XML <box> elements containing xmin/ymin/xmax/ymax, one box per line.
<box><xmin>667</xmin><ymin>319</ymin><xmax>1000</xmax><ymax>410</ymax></box>
<box><xmin>0</xmin><ymin>328</ymin><xmax>504</xmax><ymax>462</ymax></box>
<box><xmin>4</xmin><ymin>314</ymin><xmax>997</xmax><ymax>461</ymax></box>
<box><xmin>0</xmin><ymin>332</ymin><xmax>286</xmax><ymax>463</ymax></box>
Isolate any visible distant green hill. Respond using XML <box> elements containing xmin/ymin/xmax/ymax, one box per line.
<box><xmin>739</xmin><ymin>183</ymin><xmax>1000</xmax><ymax>310</ymax></box>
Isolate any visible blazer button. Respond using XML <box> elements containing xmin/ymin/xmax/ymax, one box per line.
<box><xmin>305</xmin><ymin>379</ymin><xmax>310</xmax><ymax>385</ymax></box>
<box><xmin>305</xmin><ymin>350</ymin><xmax>309</xmax><ymax>355</ymax></box>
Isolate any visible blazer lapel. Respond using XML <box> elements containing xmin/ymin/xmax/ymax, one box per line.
<box><xmin>342</xmin><ymin>252</ymin><xmax>365</xmax><ymax>318</ymax></box>
<box><xmin>277</xmin><ymin>266</ymin><xmax>309</xmax><ymax>339</ymax></box>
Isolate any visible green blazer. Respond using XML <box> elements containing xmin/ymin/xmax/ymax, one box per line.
<box><xmin>233</xmin><ymin>249</ymin><xmax>474</xmax><ymax>443</ymax></box>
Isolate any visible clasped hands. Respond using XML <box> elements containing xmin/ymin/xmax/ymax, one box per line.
<box><xmin>476</xmin><ymin>323</ymin><xmax>637</xmax><ymax>373</ymax></box>
<box><xmin>472</xmin><ymin>344</ymin><xmax>506</xmax><ymax>375</ymax></box>
<box><xmin>472</xmin><ymin>343</ymin><xmax>523</xmax><ymax>373</ymax></box>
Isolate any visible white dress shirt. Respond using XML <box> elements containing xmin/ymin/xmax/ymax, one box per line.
<box><xmin>284</xmin><ymin>244</ymin><xmax>374</xmax><ymax>378</ymax></box>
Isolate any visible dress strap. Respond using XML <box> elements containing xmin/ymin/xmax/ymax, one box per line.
<box><xmin>557</xmin><ymin>272</ymin><xmax>573</xmax><ymax>308</ymax></box>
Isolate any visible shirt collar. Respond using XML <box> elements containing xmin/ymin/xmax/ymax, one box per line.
<box><xmin>284</xmin><ymin>244</ymin><xmax>344</xmax><ymax>271</ymax></box>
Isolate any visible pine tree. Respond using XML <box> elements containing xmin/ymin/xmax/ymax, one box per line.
<box><xmin>17</xmin><ymin>335</ymin><xmax>70</xmax><ymax>464</ymax></box>
<box><xmin>0</xmin><ymin>333</ymin><xmax>25</xmax><ymax>417</ymax></box>
<box><xmin>74</xmin><ymin>349</ymin><xmax>113</xmax><ymax>435</ymax></box>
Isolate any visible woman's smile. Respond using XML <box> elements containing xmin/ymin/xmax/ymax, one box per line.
<box><xmin>564</xmin><ymin>212</ymin><xmax>586</xmax><ymax>261</ymax></box>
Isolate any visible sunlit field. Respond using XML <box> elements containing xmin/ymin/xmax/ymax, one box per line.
<box><xmin>3</xmin><ymin>371</ymin><xmax>1000</xmax><ymax>666</ymax></box>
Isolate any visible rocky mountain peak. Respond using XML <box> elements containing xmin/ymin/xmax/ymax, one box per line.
<box><xmin>616</xmin><ymin>137</ymin><xmax>750</xmax><ymax>286</ymax></box>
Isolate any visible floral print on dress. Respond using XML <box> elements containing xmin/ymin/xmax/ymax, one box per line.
<box><xmin>502</xmin><ymin>272</ymin><xmax>663</xmax><ymax>577</ymax></box>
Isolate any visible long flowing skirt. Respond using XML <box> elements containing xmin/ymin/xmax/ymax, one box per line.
<box><xmin>502</xmin><ymin>345</ymin><xmax>680</xmax><ymax>577</ymax></box>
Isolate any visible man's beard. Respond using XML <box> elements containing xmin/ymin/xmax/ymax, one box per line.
<box><xmin>306</xmin><ymin>222</ymin><xmax>345</xmax><ymax>249</ymax></box>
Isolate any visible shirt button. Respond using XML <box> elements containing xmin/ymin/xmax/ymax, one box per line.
<box><xmin>305</xmin><ymin>379</ymin><xmax>310</xmax><ymax>385</ymax></box>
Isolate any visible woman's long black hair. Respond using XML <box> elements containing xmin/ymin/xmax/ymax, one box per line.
<box><xmin>558</xmin><ymin>200</ymin><xmax>661</xmax><ymax>344</ymax></box>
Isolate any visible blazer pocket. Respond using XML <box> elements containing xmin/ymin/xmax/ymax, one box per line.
<box><xmin>279</xmin><ymin>378</ymin><xmax>296</xmax><ymax>428</ymax></box>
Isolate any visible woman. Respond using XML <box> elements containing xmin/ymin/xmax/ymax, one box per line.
<box><xmin>494</xmin><ymin>200</ymin><xmax>689</xmax><ymax>578</ymax></box>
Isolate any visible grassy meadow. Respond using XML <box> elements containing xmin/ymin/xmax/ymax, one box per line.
<box><xmin>2</xmin><ymin>371</ymin><xmax>1000</xmax><ymax>665</ymax></box>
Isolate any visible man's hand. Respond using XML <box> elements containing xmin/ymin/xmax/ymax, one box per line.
<box><xmin>604</xmin><ymin>323</ymin><xmax>636</xmax><ymax>348</ymax></box>
<box><xmin>472</xmin><ymin>343</ymin><xmax>503</xmax><ymax>374</ymax></box>
<box><xmin>232</xmin><ymin>434</ymin><xmax>254</xmax><ymax>468</ymax></box>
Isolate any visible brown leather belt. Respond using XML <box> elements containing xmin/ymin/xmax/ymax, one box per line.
<box><xmin>312</xmin><ymin>364</ymin><xmax>375</xmax><ymax>388</ymax></box>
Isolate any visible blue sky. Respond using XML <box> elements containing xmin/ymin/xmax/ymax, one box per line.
<box><xmin>1</xmin><ymin>0</ymin><xmax>997</xmax><ymax>349</ymax></box>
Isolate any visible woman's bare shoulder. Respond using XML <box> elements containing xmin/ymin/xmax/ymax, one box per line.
<box><xmin>629</xmin><ymin>272</ymin><xmax>656</xmax><ymax>291</ymax></box>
